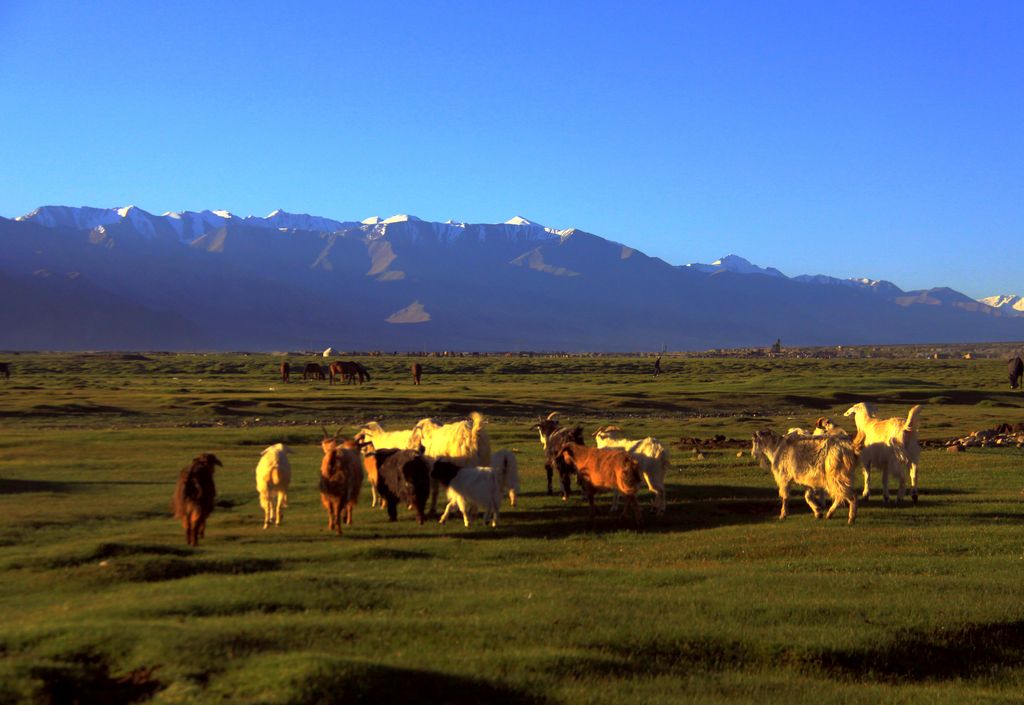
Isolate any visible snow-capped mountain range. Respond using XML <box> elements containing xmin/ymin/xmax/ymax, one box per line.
<box><xmin>979</xmin><ymin>295</ymin><xmax>1024</xmax><ymax>313</ymax></box>
<box><xmin>1</xmin><ymin>204</ymin><xmax>1021</xmax><ymax>350</ymax></box>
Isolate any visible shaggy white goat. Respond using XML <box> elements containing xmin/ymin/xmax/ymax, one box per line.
<box><xmin>255</xmin><ymin>443</ymin><xmax>291</xmax><ymax>529</ymax></box>
<box><xmin>593</xmin><ymin>426</ymin><xmax>669</xmax><ymax>514</ymax></box>
<box><xmin>431</xmin><ymin>461</ymin><xmax>502</xmax><ymax>528</ymax></box>
<box><xmin>750</xmin><ymin>430</ymin><xmax>858</xmax><ymax>524</ymax></box>
<box><xmin>412</xmin><ymin>412</ymin><xmax>492</xmax><ymax>514</ymax></box>
<box><xmin>843</xmin><ymin>403</ymin><xmax>922</xmax><ymax>504</ymax></box>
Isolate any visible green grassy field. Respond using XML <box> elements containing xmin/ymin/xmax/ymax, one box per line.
<box><xmin>0</xmin><ymin>353</ymin><xmax>1022</xmax><ymax>704</ymax></box>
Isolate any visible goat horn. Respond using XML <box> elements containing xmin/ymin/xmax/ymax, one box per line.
<box><xmin>546</xmin><ymin>411</ymin><xmax>560</xmax><ymax>420</ymax></box>
<box><xmin>321</xmin><ymin>425</ymin><xmax>330</xmax><ymax>439</ymax></box>
<box><xmin>334</xmin><ymin>425</ymin><xmax>344</xmax><ymax>439</ymax></box>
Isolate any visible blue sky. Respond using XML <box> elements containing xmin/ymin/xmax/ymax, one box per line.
<box><xmin>1</xmin><ymin>1</ymin><xmax>1020</xmax><ymax>297</ymax></box>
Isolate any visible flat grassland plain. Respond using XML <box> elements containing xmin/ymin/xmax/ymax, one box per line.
<box><xmin>0</xmin><ymin>353</ymin><xmax>1022</xmax><ymax>704</ymax></box>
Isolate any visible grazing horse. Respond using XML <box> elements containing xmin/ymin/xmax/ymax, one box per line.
<box><xmin>330</xmin><ymin>361</ymin><xmax>371</xmax><ymax>385</ymax></box>
<box><xmin>411</xmin><ymin>362</ymin><xmax>422</xmax><ymax>385</ymax></box>
<box><xmin>0</xmin><ymin>363</ymin><xmax>9</xmax><ymax>380</ymax></box>
<box><xmin>280</xmin><ymin>361</ymin><xmax>290</xmax><ymax>383</ymax></box>
<box><xmin>303</xmin><ymin>362</ymin><xmax>325</xmax><ymax>381</ymax></box>
<box><xmin>1010</xmin><ymin>356</ymin><xmax>1023</xmax><ymax>390</ymax></box>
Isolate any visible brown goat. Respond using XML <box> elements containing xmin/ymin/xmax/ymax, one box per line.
<box><xmin>319</xmin><ymin>435</ymin><xmax>363</xmax><ymax>534</ymax></box>
<box><xmin>171</xmin><ymin>453</ymin><xmax>222</xmax><ymax>546</ymax></box>
<box><xmin>558</xmin><ymin>443</ymin><xmax>643</xmax><ymax>527</ymax></box>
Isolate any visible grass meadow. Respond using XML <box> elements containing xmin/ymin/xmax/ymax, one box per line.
<box><xmin>0</xmin><ymin>352</ymin><xmax>1022</xmax><ymax>704</ymax></box>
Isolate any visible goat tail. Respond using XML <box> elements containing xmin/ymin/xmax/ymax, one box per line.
<box><xmin>904</xmin><ymin>404</ymin><xmax>923</xmax><ymax>432</ymax></box>
<box><xmin>825</xmin><ymin>443</ymin><xmax>857</xmax><ymax>501</ymax></box>
<box><xmin>469</xmin><ymin>411</ymin><xmax>485</xmax><ymax>433</ymax></box>
<box><xmin>890</xmin><ymin>440</ymin><xmax>911</xmax><ymax>469</ymax></box>
<box><xmin>470</xmin><ymin>411</ymin><xmax>492</xmax><ymax>465</ymax></box>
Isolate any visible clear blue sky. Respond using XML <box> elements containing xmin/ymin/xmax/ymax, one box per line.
<box><xmin>1</xmin><ymin>1</ymin><xmax>1020</xmax><ymax>297</ymax></box>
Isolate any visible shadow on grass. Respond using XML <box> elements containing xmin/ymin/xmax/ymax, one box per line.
<box><xmin>283</xmin><ymin>662</ymin><xmax>549</xmax><ymax>705</ymax></box>
<box><xmin>27</xmin><ymin>655</ymin><xmax>162</xmax><ymax>705</ymax></box>
<box><xmin>0</xmin><ymin>478</ymin><xmax>169</xmax><ymax>494</ymax></box>
<box><xmin>44</xmin><ymin>543</ymin><xmax>283</xmax><ymax>583</ymax></box>
<box><xmin>0</xmin><ymin>478</ymin><xmax>84</xmax><ymax>494</ymax></box>
<box><xmin>564</xmin><ymin>620</ymin><xmax>1024</xmax><ymax>683</ymax></box>
<box><xmin>819</xmin><ymin>620</ymin><xmax>1024</xmax><ymax>681</ymax></box>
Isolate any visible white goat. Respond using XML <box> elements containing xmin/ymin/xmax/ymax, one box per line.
<box><xmin>412</xmin><ymin>411</ymin><xmax>492</xmax><ymax>514</ymax></box>
<box><xmin>255</xmin><ymin>443</ymin><xmax>291</xmax><ymax>529</ymax></box>
<box><xmin>431</xmin><ymin>460</ymin><xmax>501</xmax><ymax>528</ymax></box>
<box><xmin>355</xmin><ymin>421</ymin><xmax>418</xmax><ymax>508</ymax></box>
<box><xmin>593</xmin><ymin>426</ymin><xmax>669</xmax><ymax>514</ymax></box>
<box><xmin>750</xmin><ymin>430</ymin><xmax>858</xmax><ymax>524</ymax></box>
<box><xmin>856</xmin><ymin>439</ymin><xmax>910</xmax><ymax>505</ymax></box>
<box><xmin>843</xmin><ymin>403</ymin><xmax>922</xmax><ymax>504</ymax></box>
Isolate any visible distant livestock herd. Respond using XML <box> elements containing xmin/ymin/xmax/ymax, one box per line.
<box><xmin>171</xmin><ymin>399</ymin><xmax>926</xmax><ymax>545</ymax></box>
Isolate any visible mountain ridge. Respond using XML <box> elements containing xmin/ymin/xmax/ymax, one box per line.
<box><xmin>2</xmin><ymin>205</ymin><xmax>1022</xmax><ymax>351</ymax></box>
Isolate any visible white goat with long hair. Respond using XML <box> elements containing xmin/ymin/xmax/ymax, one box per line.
<box><xmin>255</xmin><ymin>443</ymin><xmax>291</xmax><ymax>529</ymax></box>
<box><xmin>412</xmin><ymin>411</ymin><xmax>492</xmax><ymax>514</ymax></box>
<box><xmin>431</xmin><ymin>454</ymin><xmax>519</xmax><ymax>528</ymax></box>
<box><xmin>354</xmin><ymin>421</ymin><xmax>418</xmax><ymax>508</ymax></box>
<box><xmin>593</xmin><ymin>426</ymin><xmax>669</xmax><ymax>514</ymax></box>
<box><xmin>843</xmin><ymin>403</ymin><xmax>922</xmax><ymax>504</ymax></box>
<box><xmin>750</xmin><ymin>430</ymin><xmax>858</xmax><ymax>524</ymax></box>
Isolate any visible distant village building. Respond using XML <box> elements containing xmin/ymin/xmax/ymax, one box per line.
<box><xmin>322</xmin><ymin>347</ymin><xmax>335</xmax><ymax>357</ymax></box>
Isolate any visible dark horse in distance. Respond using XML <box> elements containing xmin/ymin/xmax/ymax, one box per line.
<box><xmin>329</xmin><ymin>361</ymin><xmax>371</xmax><ymax>385</ymax></box>
<box><xmin>411</xmin><ymin>362</ymin><xmax>422</xmax><ymax>385</ymax></box>
<box><xmin>1010</xmin><ymin>356</ymin><xmax>1023</xmax><ymax>389</ymax></box>
<box><xmin>303</xmin><ymin>362</ymin><xmax>326</xmax><ymax>381</ymax></box>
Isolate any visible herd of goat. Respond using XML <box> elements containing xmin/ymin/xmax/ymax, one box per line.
<box><xmin>171</xmin><ymin>402</ymin><xmax>925</xmax><ymax>545</ymax></box>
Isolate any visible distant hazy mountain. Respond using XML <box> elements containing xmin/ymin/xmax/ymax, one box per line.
<box><xmin>2</xmin><ymin>205</ymin><xmax>1023</xmax><ymax>351</ymax></box>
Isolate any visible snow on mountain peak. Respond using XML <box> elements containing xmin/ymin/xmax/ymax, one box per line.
<box><xmin>211</xmin><ymin>210</ymin><xmax>234</xmax><ymax>219</ymax></box>
<box><xmin>361</xmin><ymin>216</ymin><xmax>382</xmax><ymax>225</ymax></box>
<box><xmin>685</xmin><ymin>254</ymin><xmax>785</xmax><ymax>277</ymax></box>
<box><xmin>505</xmin><ymin>216</ymin><xmax>536</xmax><ymax>226</ymax></box>
<box><xmin>382</xmin><ymin>214</ymin><xmax>422</xmax><ymax>225</ymax></box>
<box><xmin>979</xmin><ymin>294</ymin><xmax>1024</xmax><ymax>312</ymax></box>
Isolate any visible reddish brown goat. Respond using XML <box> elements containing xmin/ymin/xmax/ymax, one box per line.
<box><xmin>558</xmin><ymin>443</ymin><xmax>643</xmax><ymax>527</ymax></box>
<box><xmin>171</xmin><ymin>453</ymin><xmax>222</xmax><ymax>546</ymax></box>
<box><xmin>319</xmin><ymin>434</ymin><xmax>363</xmax><ymax>534</ymax></box>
